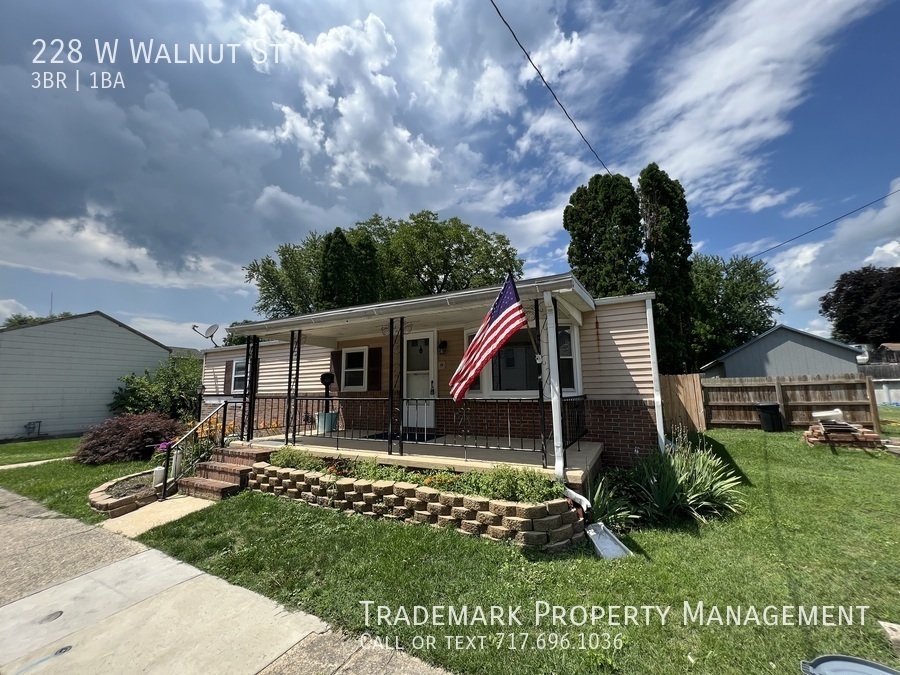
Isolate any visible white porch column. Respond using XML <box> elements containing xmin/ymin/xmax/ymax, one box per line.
<box><xmin>543</xmin><ymin>291</ymin><xmax>566</xmax><ymax>481</ymax></box>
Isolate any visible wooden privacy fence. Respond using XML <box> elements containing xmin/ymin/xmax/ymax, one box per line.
<box><xmin>661</xmin><ymin>373</ymin><xmax>881</xmax><ymax>434</ymax></box>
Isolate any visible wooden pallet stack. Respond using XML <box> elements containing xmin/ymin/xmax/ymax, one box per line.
<box><xmin>803</xmin><ymin>421</ymin><xmax>883</xmax><ymax>448</ymax></box>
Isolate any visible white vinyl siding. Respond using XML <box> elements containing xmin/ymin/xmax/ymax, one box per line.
<box><xmin>0</xmin><ymin>314</ymin><xmax>171</xmax><ymax>440</ymax></box>
<box><xmin>580</xmin><ymin>300</ymin><xmax>654</xmax><ymax>401</ymax></box>
<box><xmin>201</xmin><ymin>342</ymin><xmax>332</xmax><ymax>396</ymax></box>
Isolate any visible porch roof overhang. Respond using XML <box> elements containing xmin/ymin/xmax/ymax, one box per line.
<box><xmin>229</xmin><ymin>273</ymin><xmax>596</xmax><ymax>347</ymax></box>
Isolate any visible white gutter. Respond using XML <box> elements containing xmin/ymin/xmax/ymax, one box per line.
<box><xmin>645</xmin><ymin>297</ymin><xmax>666</xmax><ymax>453</ymax></box>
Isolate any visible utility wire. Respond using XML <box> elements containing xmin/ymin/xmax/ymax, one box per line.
<box><xmin>489</xmin><ymin>0</ymin><xmax>612</xmax><ymax>176</ymax></box>
<box><xmin>750</xmin><ymin>188</ymin><xmax>900</xmax><ymax>259</ymax></box>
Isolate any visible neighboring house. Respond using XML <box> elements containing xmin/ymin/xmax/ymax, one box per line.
<box><xmin>700</xmin><ymin>325</ymin><xmax>862</xmax><ymax>378</ymax></box>
<box><xmin>216</xmin><ymin>273</ymin><xmax>664</xmax><ymax>470</ymax></box>
<box><xmin>0</xmin><ymin>312</ymin><xmax>171</xmax><ymax>440</ymax></box>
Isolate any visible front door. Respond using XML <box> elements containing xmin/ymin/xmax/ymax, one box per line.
<box><xmin>403</xmin><ymin>334</ymin><xmax>435</xmax><ymax>430</ymax></box>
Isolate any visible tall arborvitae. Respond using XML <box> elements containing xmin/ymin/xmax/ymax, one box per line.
<box><xmin>315</xmin><ymin>227</ymin><xmax>356</xmax><ymax>310</ymax></box>
<box><xmin>563</xmin><ymin>173</ymin><xmax>644</xmax><ymax>297</ymax></box>
<box><xmin>638</xmin><ymin>163</ymin><xmax>694</xmax><ymax>373</ymax></box>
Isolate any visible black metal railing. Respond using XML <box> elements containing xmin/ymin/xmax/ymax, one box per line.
<box><xmin>561</xmin><ymin>394</ymin><xmax>587</xmax><ymax>450</ymax></box>
<box><xmin>286</xmin><ymin>396</ymin><xmax>392</xmax><ymax>450</ymax></box>
<box><xmin>158</xmin><ymin>401</ymin><xmax>238</xmax><ymax>500</ymax></box>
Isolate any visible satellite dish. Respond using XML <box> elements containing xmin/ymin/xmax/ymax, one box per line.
<box><xmin>203</xmin><ymin>324</ymin><xmax>219</xmax><ymax>338</ymax></box>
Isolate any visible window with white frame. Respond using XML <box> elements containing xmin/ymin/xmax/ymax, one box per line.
<box><xmin>232</xmin><ymin>361</ymin><xmax>247</xmax><ymax>393</ymax></box>
<box><xmin>463</xmin><ymin>325</ymin><xmax>577</xmax><ymax>396</ymax></box>
<box><xmin>342</xmin><ymin>348</ymin><xmax>367</xmax><ymax>391</ymax></box>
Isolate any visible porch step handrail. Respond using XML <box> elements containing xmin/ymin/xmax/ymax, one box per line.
<box><xmin>159</xmin><ymin>401</ymin><xmax>231</xmax><ymax>500</ymax></box>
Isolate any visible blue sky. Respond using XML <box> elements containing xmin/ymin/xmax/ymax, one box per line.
<box><xmin>1</xmin><ymin>0</ymin><xmax>898</xmax><ymax>349</ymax></box>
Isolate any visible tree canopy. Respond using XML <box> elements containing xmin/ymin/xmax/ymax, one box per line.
<box><xmin>2</xmin><ymin>312</ymin><xmax>74</xmax><ymax>329</ymax></box>
<box><xmin>563</xmin><ymin>173</ymin><xmax>644</xmax><ymax>298</ymax></box>
<box><xmin>691</xmin><ymin>254</ymin><xmax>782</xmax><ymax>368</ymax></box>
<box><xmin>638</xmin><ymin>163</ymin><xmax>694</xmax><ymax>373</ymax></box>
<box><xmin>820</xmin><ymin>265</ymin><xmax>900</xmax><ymax>344</ymax></box>
<box><xmin>244</xmin><ymin>210</ymin><xmax>523</xmax><ymax>318</ymax></box>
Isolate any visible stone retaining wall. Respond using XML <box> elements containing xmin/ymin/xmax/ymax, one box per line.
<box><xmin>89</xmin><ymin>470</ymin><xmax>167</xmax><ymax>518</ymax></box>
<box><xmin>248</xmin><ymin>462</ymin><xmax>586</xmax><ymax>552</ymax></box>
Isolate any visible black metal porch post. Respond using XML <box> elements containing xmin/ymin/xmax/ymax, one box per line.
<box><xmin>285</xmin><ymin>330</ymin><xmax>295</xmax><ymax>446</ymax></box>
<box><xmin>240</xmin><ymin>339</ymin><xmax>251</xmax><ymax>440</ymax></box>
<box><xmin>398</xmin><ymin>316</ymin><xmax>405</xmax><ymax>456</ymax></box>
<box><xmin>536</xmin><ymin>299</ymin><xmax>548</xmax><ymax>468</ymax></box>
<box><xmin>293</xmin><ymin>331</ymin><xmax>302</xmax><ymax>444</ymax></box>
<box><xmin>246</xmin><ymin>336</ymin><xmax>261</xmax><ymax>442</ymax></box>
<box><xmin>388</xmin><ymin>317</ymin><xmax>394</xmax><ymax>455</ymax></box>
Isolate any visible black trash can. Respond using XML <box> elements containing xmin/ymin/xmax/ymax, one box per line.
<box><xmin>755</xmin><ymin>402</ymin><xmax>783</xmax><ymax>432</ymax></box>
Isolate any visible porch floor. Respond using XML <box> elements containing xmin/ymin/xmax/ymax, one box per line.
<box><xmin>231</xmin><ymin>434</ymin><xmax>603</xmax><ymax>495</ymax></box>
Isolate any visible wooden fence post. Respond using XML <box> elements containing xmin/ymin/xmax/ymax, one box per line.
<box><xmin>866</xmin><ymin>376</ymin><xmax>881</xmax><ymax>435</ymax></box>
<box><xmin>774</xmin><ymin>378</ymin><xmax>788</xmax><ymax>428</ymax></box>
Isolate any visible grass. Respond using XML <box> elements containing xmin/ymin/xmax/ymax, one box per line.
<box><xmin>0</xmin><ymin>437</ymin><xmax>81</xmax><ymax>465</ymax></box>
<box><xmin>0</xmin><ymin>458</ymin><xmax>151</xmax><ymax>523</ymax></box>
<box><xmin>136</xmin><ymin>429</ymin><xmax>900</xmax><ymax>674</ymax></box>
<box><xmin>879</xmin><ymin>405</ymin><xmax>900</xmax><ymax>435</ymax></box>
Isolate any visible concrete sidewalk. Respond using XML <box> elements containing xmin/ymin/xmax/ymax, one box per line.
<box><xmin>0</xmin><ymin>489</ymin><xmax>446</xmax><ymax>674</ymax></box>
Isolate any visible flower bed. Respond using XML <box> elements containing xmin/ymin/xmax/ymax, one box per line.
<box><xmin>88</xmin><ymin>469</ymin><xmax>168</xmax><ymax>518</ymax></box>
<box><xmin>249</xmin><ymin>462</ymin><xmax>585</xmax><ymax>552</ymax></box>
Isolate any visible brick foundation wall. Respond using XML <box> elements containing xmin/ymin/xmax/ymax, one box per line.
<box><xmin>584</xmin><ymin>400</ymin><xmax>658</xmax><ymax>468</ymax></box>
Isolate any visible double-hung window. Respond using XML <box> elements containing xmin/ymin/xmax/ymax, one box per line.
<box><xmin>342</xmin><ymin>348</ymin><xmax>367</xmax><ymax>392</ymax></box>
<box><xmin>232</xmin><ymin>361</ymin><xmax>247</xmax><ymax>393</ymax></box>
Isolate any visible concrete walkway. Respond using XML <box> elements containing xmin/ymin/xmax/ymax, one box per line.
<box><xmin>0</xmin><ymin>489</ymin><xmax>446</xmax><ymax>674</ymax></box>
<box><xmin>0</xmin><ymin>457</ymin><xmax>74</xmax><ymax>471</ymax></box>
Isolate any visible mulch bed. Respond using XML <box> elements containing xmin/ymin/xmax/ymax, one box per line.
<box><xmin>107</xmin><ymin>473</ymin><xmax>155</xmax><ymax>499</ymax></box>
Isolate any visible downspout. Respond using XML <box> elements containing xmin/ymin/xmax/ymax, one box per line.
<box><xmin>543</xmin><ymin>291</ymin><xmax>591</xmax><ymax>511</ymax></box>
<box><xmin>645</xmin><ymin>298</ymin><xmax>666</xmax><ymax>453</ymax></box>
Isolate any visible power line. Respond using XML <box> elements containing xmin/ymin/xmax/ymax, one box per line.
<box><xmin>750</xmin><ymin>188</ymin><xmax>900</xmax><ymax>259</ymax></box>
<box><xmin>489</xmin><ymin>0</ymin><xmax>612</xmax><ymax>176</ymax></box>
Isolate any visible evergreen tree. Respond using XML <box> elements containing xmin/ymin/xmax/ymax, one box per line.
<box><xmin>638</xmin><ymin>163</ymin><xmax>694</xmax><ymax>373</ymax></box>
<box><xmin>315</xmin><ymin>228</ymin><xmax>356</xmax><ymax>311</ymax></box>
<box><xmin>563</xmin><ymin>173</ymin><xmax>644</xmax><ymax>297</ymax></box>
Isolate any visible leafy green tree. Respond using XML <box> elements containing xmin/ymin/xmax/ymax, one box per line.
<box><xmin>691</xmin><ymin>254</ymin><xmax>782</xmax><ymax>369</ymax></box>
<box><xmin>222</xmin><ymin>320</ymin><xmax>254</xmax><ymax>346</ymax></box>
<box><xmin>563</xmin><ymin>173</ymin><xmax>644</xmax><ymax>297</ymax></box>
<box><xmin>2</xmin><ymin>311</ymin><xmax>74</xmax><ymax>329</ymax></box>
<box><xmin>110</xmin><ymin>354</ymin><xmax>203</xmax><ymax>422</ymax></box>
<box><xmin>385</xmin><ymin>211</ymin><xmax>522</xmax><ymax>295</ymax></box>
<box><xmin>244</xmin><ymin>233</ymin><xmax>324</xmax><ymax>318</ymax></box>
<box><xmin>639</xmin><ymin>163</ymin><xmax>694</xmax><ymax>373</ymax></box>
<box><xmin>820</xmin><ymin>265</ymin><xmax>900</xmax><ymax>344</ymax></box>
<box><xmin>244</xmin><ymin>211</ymin><xmax>523</xmax><ymax>317</ymax></box>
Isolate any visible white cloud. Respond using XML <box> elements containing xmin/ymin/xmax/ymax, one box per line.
<box><xmin>0</xmin><ymin>299</ymin><xmax>34</xmax><ymax>322</ymax></box>
<box><xmin>121</xmin><ymin>315</ymin><xmax>213</xmax><ymax>349</ymax></box>
<box><xmin>728</xmin><ymin>237</ymin><xmax>780</xmax><ymax>256</ymax></box>
<box><xmin>629</xmin><ymin>0</ymin><xmax>878</xmax><ymax>213</ymax></box>
<box><xmin>804</xmin><ymin>316</ymin><xmax>833</xmax><ymax>337</ymax></box>
<box><xmin>864</xmin><ymin>239</ymin><xmax>900</xmax><ymax>266</ymax></box>
<box><xmin>769</xmin><ymin>177</ymin><xmax>900</xmax><ymax>313</ymax></box>
<box><xmin>783</xmin><ymin>201</ymin><xmax>820</xmax><ymax>218</ymax></box>
<box><xmin>748</xmin><ymin>188</ymin><xmax>800</xmax><ymax>212</ymax></box>
<box><xmin>0</xmin><ymin>215</ymin><xmax>246</xmax><ymax>290</ymax></box>
<box><xmin>692</xmin><ymin>240</ymin><xmax>707</xmax><ymax>253</ymax></box>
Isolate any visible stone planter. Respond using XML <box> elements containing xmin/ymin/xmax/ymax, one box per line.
<box><xmin>89</xmin><ymin>470</ymin><xmax>171</xmax><ymax>518</ymax></box>
<box><xmin>248</xmin><ymin>462</ymin><xmax>586</xmax><ymax>552</ymax></box>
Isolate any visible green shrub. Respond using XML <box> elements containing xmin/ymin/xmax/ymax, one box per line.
<box><xmin>266</xmin><ymin>448</ymin><xmax>564</xmax><ymax>502</ymax></box>
<box><xmin>110</xmin><ymin>355</ymin><xmax>202</xmax><ymax>422</ymax></box>
<box><xmin>269</xmin><ymin>447</ymin><xmax>327</xmax><ymax>472</ymax></box>
<box><xmin>591</xmin><ymin>473</ymin><xmax>638</xmax><ymax>532</ymax></box>
<box><xmin>631</xmin><ymin>431</ymin><xmax>745</xmax><ymax>525</ymax></box>
<box><xmin>76</xmin><ymin>413</ymin><xmax>186</xmax><ymax>465</ymax></box>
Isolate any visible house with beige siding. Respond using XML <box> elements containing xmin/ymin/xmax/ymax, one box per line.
<box><xmin>215</xmin><ymin>274</ymin><xmax>663</xmax><ymax>486</ymax></box>
<box><xmin>0</xmin><ymin>312</ymin><xmax>171</xmax><ymax>440</ymax></box>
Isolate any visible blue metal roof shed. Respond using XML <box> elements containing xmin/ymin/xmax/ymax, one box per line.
<box><xmin>700</xmin><ymin>325</ymin><xmax>863</xmax><ymax>378</ymax></box>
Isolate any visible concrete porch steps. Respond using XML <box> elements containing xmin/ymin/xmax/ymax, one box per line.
<box><xmin>210</xmin><ymin>447</ymin><xmax>274</xmax><ymax>466</ymax></box>
<box><xmin>178</xmin><ymin>446</ymin><xmax>273</xmax><ymax>502</ymax></box>
<box><xmin>177</xmin><ymin>477</ymin><xmax>242</xmax><ymax>501</ymax></box>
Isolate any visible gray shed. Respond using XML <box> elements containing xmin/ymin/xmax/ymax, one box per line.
<box><xmin>0</xmin><ymin>312</ymin><xmax>171</xmax><ymax>440</ymax></box>
<box><xmin>700</xmin><ymin>325</ymin><xmax>862</xmax><ymax>378</ymax></box>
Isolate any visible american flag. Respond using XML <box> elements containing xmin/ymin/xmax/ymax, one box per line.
<box><xmin>449</xmin><ymin>273</ymin><xmax>528</xmax><ymax>403</ymax></box>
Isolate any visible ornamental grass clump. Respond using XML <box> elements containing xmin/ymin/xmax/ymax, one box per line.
<box><xmin>592</xmin><ymin>430</ymin><xmax>745</xmax><ymax>531</ymax></box>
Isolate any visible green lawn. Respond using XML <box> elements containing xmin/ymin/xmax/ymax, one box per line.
<box><xmin>0</xmin><ymin>459</ymin><xmax>152</xmax><ymax>523</ymax></box>
<box><xmin>135</xmin><ymin>429</ymin><xmax>900</xmax><ymax>674</ymax></box>
<box><xmin>879</xmin><ymin>405</ymin><xmax>900</xmax><ymax>436</ymax></box>
<box><xmin>0</xmin><ymin>437</ymin><xmax>81</xmax><ymax>466</ymax></box>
